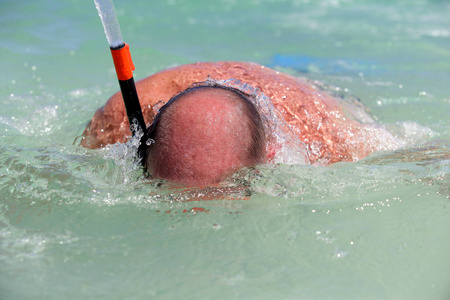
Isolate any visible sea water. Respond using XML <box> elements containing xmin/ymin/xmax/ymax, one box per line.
<box><xmin>1</xmin><ymin>0</ymin><xmax>449</xmax><ymax>299</ymax></box>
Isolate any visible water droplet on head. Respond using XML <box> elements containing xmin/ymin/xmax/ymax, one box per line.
<box><xmin>152</xmin><ymin>101</ymin><xmax>166</xmax><ymax>114</ymax></box>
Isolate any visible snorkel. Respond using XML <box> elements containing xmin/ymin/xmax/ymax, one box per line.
<box><xmin>94</xmin><ymin>0</ymin><xmax>148</xmax><ymax>161</ymax></box>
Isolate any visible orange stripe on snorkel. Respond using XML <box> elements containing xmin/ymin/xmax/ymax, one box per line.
<box><xmin>110</xmin><ymin>43</ymin><xmax>135</xmax><ymax>81</ymax></box>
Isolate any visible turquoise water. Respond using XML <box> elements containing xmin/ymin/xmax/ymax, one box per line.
<box><xmin>1</xmin><ymin>0</ymin><xmax>449</xmax><ymax>299</ymax></box>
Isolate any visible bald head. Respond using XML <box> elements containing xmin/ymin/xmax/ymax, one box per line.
<box><xmin>144</xmin><ymin>85</ymin><xmax>266</xmax><ymax>185</ymax></box>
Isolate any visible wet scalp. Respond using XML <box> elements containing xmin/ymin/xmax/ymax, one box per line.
<box><xmin>144</xmin><ymin>84</ymin><xmax>266</xmax><ymax>185</ymax></box>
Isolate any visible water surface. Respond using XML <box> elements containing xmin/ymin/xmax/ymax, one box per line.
<box><xmin>1</xmin><ymin>0</ymin><xmax>449</xmax><ymax>299</ymax></box>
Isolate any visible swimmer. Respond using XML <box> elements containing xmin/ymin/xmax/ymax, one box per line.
<box><xmin>81</xmin><ymin>61</ymin><xmax>397</xmax><ymax>185</ymax></box>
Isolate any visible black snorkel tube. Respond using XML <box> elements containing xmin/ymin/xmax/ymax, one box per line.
<box><xmin>94</xmin><ymin>0</ymin><xmax>148</xmax><ymax>162</ymax></box>
<box><xmin>110</xmin><ymin>43</ymin><xmax>148</xmax><ymax>161</ymax></box>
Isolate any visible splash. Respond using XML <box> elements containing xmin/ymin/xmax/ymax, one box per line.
<box><xmin>103</xmin><ymin>120</ymin><xmax>146</xmax><ymax>185</ymax></box>
<box><xmin>385</xmin><ymin>121</ymin><xmax>437</xmax><ymax>147</ymax></box>
<box><xmin>0</xmin><ymin>105</ymin><xmax>58</xmax><ymax>137</ymax></box>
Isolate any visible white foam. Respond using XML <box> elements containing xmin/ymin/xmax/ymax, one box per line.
<box><xmin>385</xmin><ymin>121</ymin><xmax>437</xmax><ymax>147</ymax></box>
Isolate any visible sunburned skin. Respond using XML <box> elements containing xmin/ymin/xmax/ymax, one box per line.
<box><xmin>81</xmin><ymin>61</ymin><xmax>398</xmax><ymax>184</ymax></box>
